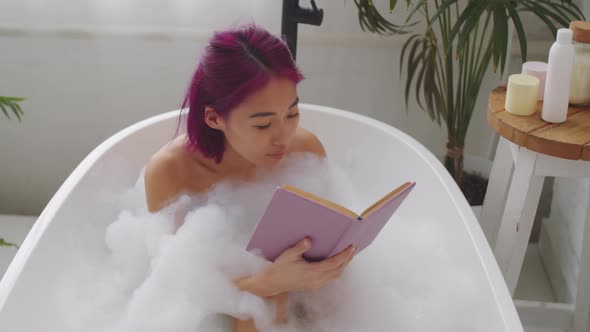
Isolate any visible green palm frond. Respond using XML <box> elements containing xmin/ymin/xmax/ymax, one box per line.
<box><xmin>0</xmin><ymin>96</ymin><xmax>25</xmax><ymax>121</ymax></box>
<box><xmin>0</xmin><ymin>238</ymin><xmax>19</xmax><ymax>249</ymax></box>
<box><xmin>431</xmin><ymin>0</ymin><xmax>585</xmax><ymax>74</ymax></box>
<box><xmin>400</xmin><ymin>32</ymin><xmax>446</xmax><ymax>125</ymax></box>
<box><xmin>354</xmin><ymin>0</ymin><xmax>415</xmax><ymax>35</ymax></box>
<box><xmin>0</xmin><ymin>96</ymin><xmax>25</xmax><ymax>248</ymax></box>
<box><xmin>356</xmin><ymin>0</ymin><xmax>584</xmax><ymax>183</ymax></box>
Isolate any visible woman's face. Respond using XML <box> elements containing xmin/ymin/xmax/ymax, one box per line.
<box><xmin>207</xmin><ymin>76</ymin><xmax>300</xmax><ymax>168</ymax></box>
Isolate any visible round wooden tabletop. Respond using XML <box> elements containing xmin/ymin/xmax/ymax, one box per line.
<box><xmin>488</xmin><ymin>85</ymin><xmax>590</xmax><ymax>160</ymax></box>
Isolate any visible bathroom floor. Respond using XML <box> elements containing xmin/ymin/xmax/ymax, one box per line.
<box><xmin>0</xmin><ymin>215</ymin><xmax>570</xmax><ymax>331</ymax></box>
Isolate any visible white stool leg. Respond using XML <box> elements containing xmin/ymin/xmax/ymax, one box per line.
<box><xmin>494</xmin><ymin>148</ymin><xmax>545</xmax><ymax>294</ymax></box>
<box><xmin>572</xmin><ymin>183</ymin><xmax>590</xmax><ymax>332</ymax></box>
<box><xmin>481</xmin><ymin>137</ymin><xmax>515</xmax><ymax>247</ymax></box>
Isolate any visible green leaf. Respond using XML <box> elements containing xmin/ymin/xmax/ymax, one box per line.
<box><xmin>390</xmin><ymin>0</ymin><xmax>398</xmax><ymax>13</ymax></box>
<box><xmin>554</xmin><ymin>0</ymin><xmax>586</xmax><ymax>19</ymax></box>
<box><xmin>8</xmin><ymin>103</ymin><xmax>22</xmax><ymax>121</ymax></box>
<box><xmin>441</xmin><ymin>0</ymin><xmax>485</xmax><ymax>56</ymax></box>
<box><xmin>492</xmin><ymin>6</ymin><xmax>509</xmax><ymax>74</ymax></box>
<box><xmin>0</xmin><ymin>238</ymin><xmax>19</xmax><ymax>249</ymax></box>
<box><xmin>562</xmin><ymin>0</ymin><xmax>586</xmax><ymax>19</ymax></box>
<box><xmin>0</xmin><ymin>103</ymin><xmax>10</xmax><ymax>119</ymax></box>
<box><xmin>428</xmin><ymin>0</ymin><xmax>458</xmax><ymax>29</ymax></box>
<box><xmin>406</xmin><ymin>1</ymin><xmax>425</xmax><ymax>24</ymax></box>
<box><xmin>530</xmin><ymin>2</ymin><xmax>571</xmax><ymax>27</ymax></box>
<box><xmin>423</xmin><ymin>45</ymin><xmax>443</xmax><ymax>124</ymax></box>
<box><xmin>354</xmin><ymin>0</ymin><xmax>412</xmax><ymax>35</ymax></box>
<box><xmin>455</xmin><ymin>6</ymin><xmax>486</xmax><ymax>57</ymax></box>
<box><xmin>0</xmin><ymin>96</ymin><xmax>25</xmax><ymax>121</ymax></box>
<box><xmin>400</xmin><ymin>34</ymin><xmax>421</xmax><ymax>73</ymax></box>
<box><xmin>404</xmin><ymin>38</ymin><xmax>423</xmax><ymax>108</ymax></box>
<box><xmin>414</xmin><ymin>43</ymin><xmax>428</xmax><ymax>110</ymax></box>
<box><xmin>6</xmin><ymin>97</ymin><xmax>25</xmax><ymax>102</ymax></box>
<box><xmin>507</xmin><ymin>5</ymin><xmax>528</xmax><ymax>63</ymax></box>
<box><xmin>538</xmin><ymin>0</ymin><xmax>579</xmax><ymax>22</ymax></box>
<box><xmin>520</xmin><ymin>1</ymin><xmax>558</xmax><ymax>37</ymax></box>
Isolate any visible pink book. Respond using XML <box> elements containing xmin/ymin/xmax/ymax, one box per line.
<box><xmin>246</xmin><ymin>182</ymin><xmax>416</xmax><ymax>262</ymax></box>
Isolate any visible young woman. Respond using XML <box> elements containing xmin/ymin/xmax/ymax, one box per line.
<box><xmin>144</xmin><ymin>24</ymin><xmax>355</xmax><ymax>332</ymax></box>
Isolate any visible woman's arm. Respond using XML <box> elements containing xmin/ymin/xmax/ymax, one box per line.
<box><xmin>233</xmin><ymin>273</ymin><xmax>279</xmax><ymax>298</ymax></box>
<box><xmin>144</xmin><ymin>153</ymin><xmax>287</xmax><ymax>296</ymax></box>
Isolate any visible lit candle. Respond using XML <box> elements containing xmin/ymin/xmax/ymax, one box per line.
<box><xmin>522</xmin><ymin>61</ymin><xmax>548</xmax><ymax>101</ymax></box>
<box><xmin>505</xmin><ymin>74</ymin><xmax>540</xmax><ymax>116</ymax></box>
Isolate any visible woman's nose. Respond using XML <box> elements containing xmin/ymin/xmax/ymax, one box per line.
<box><xmin>271</xmin><ymin>135</ymin><xmax>288</xmax><ymax>146</ymax></box>
<box><xmin>272</xmin><ymin>140</ymin><xmax>286</xmax><ymax>147</ymax></box>
<box><xmin>271</xmin><ymin>127</ymin><xmax>289</xmax><ymax>146</ymax></box>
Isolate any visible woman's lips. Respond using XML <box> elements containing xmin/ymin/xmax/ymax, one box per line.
<box><xmin>267</xmin><ymin>152</ymin><xmax>286</xmax><ymax>160</ymax></box>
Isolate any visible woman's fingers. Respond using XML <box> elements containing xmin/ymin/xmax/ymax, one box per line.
<box><xmin>283</xmin><ymin>237</ymin><xmax>312</xmax><ymax>259</ymax></box>
<box><xmin>316</xmin><ymin>261</ymin><xmax>351</xmax><ymax>288</ymax></box>
<box><xmin>310</xmin><ymin>246</ymin><xmax>355</xmax><ymax>271</ymax></box>
<box><xmin>302</xmin><ymin>254</ymin><xmax>353</xmax><ymax>292</ymax></box>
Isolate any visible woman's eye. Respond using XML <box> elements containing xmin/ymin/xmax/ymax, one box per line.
<box><xmin>255</xmin><ymin>123</ymin><xmax>271</xmax><ymax>129</ymax></box>
<box><xmin>254</xmin><ymin>112</ymin><xmax>297</xmax><ymax>129</ymax></box>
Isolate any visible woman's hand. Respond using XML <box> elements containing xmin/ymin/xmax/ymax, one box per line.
<box><xmin>260</xmin><ymin>238</ymin><xmax>356</xmax><ymax>296</ymax></box>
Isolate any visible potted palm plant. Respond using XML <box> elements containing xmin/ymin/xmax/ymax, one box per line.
<box><xmin>353</xmin><ymin>0</ymin><xmax>584</xmax><ymax>205</ymax></box>
<box><xmin>1</xmin><ymin>96</ymin><xmax>25</xmax><ymax>249</ymax></box>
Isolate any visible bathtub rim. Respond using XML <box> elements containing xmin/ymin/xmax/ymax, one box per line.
<box><xmin>0</xmin><ymin>103</ymin><xmax>522</xmax><ymax>331</ymax></box>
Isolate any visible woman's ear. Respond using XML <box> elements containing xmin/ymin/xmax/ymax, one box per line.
<box><xmin>204</xmin><ymin>106</ymin><xmax>225</xmax><ymax>131</ymax></box>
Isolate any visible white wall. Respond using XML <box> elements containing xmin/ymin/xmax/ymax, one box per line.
<box><xmin>0</xmin><ymin>0</ymin><xmax>502</xmax><ymax>215</ymax></box>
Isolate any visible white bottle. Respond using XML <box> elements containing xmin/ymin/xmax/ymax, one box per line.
<box><xmin>542</xmin><ymin>28</ymin><xmax>575</xmax><ymax>123</ymax></box>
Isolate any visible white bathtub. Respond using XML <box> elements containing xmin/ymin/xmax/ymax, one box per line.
<box><xmin>0</xmin><ymin>104</ymin><xmax>522</xmax><ymax>331</ymax></box>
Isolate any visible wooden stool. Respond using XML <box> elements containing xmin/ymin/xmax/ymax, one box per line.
<box><xmin>481</xmin><ymin>85</ymin><xmax>590</xmax><ymax>331</ymax></box>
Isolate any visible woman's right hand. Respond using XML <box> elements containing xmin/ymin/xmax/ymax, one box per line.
<box><xmin>259</xmin><ymin>238</ymin><xmax>356</xmax><ymax>296</ymax></box>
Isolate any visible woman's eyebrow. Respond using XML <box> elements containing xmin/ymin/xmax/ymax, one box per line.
<box><xmin>249</xmin><ymin>97</ymin><xmax>300</xmax><ymax>118</ymax></box>
<box><xmin>289</xmin><ymin>97</ymin><xmax>299</xmax><ymax>109</ymax></box>
<box><xmin>249</xmin><ymin>112</ymin><xmax>275</xmax><ymax>118</ymax></box>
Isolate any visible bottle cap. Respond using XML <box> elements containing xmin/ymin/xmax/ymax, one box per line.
<box><xmin>570</xmin><ymin>21</ymin><xmax>590</xmax><ymax>44</ymax></box>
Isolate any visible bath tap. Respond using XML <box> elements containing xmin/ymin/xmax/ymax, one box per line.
<box><xmin>281</xmin><ymin>0</ymin><xmax>324</xmax><ymax>60</ymax></box>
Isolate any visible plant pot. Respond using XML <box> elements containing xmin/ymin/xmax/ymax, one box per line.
<box><xmin>437</xmin><ymin>154</ymin><xmax>492</xmax><ymax>216</ymax></box>
<box><xmin>462</xmin><ymin>155</ymin><xmax>492</xmax><ymax>218</ymax></box>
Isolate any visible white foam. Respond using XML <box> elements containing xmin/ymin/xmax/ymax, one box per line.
<box><xmin>56</xmin><ymin>153</ymin><xmax>497</xmax><ymax>332</ymax></box>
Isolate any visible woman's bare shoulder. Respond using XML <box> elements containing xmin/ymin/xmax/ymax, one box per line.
<box><xmin>290</xmin><ymin>127</ymin><xmax>327</xmax><ymax>158</ymax></box>
<box><xmin>144</xmin><ymin>137</ymin><xmax>210</xmax><ymax>212</ymax></box>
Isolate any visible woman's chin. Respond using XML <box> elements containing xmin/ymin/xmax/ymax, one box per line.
<box><xmin>260</xmin><ymin>155</ymin><xmax>285</xmax><ymax>168</ymax></box>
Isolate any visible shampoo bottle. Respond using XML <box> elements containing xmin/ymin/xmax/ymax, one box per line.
<box><xmin>542</xmin><ymin>28</ymin><xmax>575</xmax><ymax>123</ymax></box>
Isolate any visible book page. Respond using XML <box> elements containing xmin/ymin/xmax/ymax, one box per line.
<box><xmin>360</xmin><ymin>182</ymin><xmax>414</xmax><ymax>218</ymax></box>
<box><xmin>281</xmin><ymin>185</ymin><xmax>359</xmax><ymax>219</ymax></box>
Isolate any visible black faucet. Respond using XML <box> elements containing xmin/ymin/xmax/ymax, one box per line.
<box><xmin>281</xmin><ymin>0</ymin><xmax>324</xmax><ymax>60</ymax></box>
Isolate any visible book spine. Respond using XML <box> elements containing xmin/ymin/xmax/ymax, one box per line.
<box><xmin>327</xmin><ymin>221</ymin><xmax>363</xmax><ymax>258</ymax></box>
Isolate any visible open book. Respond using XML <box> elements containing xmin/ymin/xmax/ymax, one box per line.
<box><xmin>246</xmin><ymin>181</ymin><xmax>416</xmax><ymax>262</ymax></box>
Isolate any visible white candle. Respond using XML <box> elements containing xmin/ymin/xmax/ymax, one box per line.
<box><xmin>505</xmin><ymin>74</ymin><xmax>540</xmax><ymax>116</ymax></box>
<box><xmin>522</xmin><ymin>61</ymin><xmax>547</xmax><ymax>101</ymax></box>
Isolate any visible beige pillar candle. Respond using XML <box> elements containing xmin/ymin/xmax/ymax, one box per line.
<box><xmin>505</xmin><ymin>74</ymin><xmax>540</xmax><ymax>116</ymax></box>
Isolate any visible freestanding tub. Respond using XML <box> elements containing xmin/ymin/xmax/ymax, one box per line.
<box><xmin>0</xmin><ymin>104</ymin><xmax>522</xmax><ymax>331</ymax></box>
